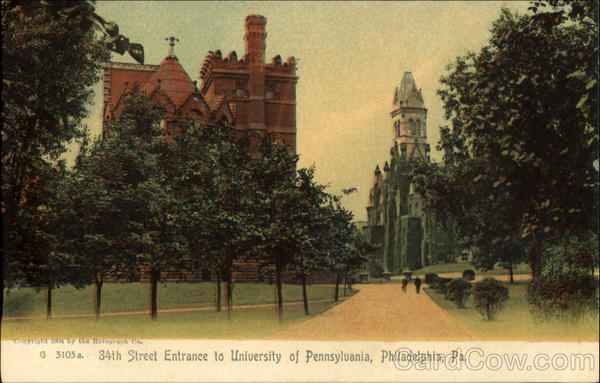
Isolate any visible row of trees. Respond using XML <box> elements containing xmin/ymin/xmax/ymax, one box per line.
<box><xmin>5</xmin><ymin>93</ymin><xmax>368</xmax><ymax>321</ymax></box>
<box><xmin>2</xmin><ymin>1</ymin><xmax>367</xmax><ymax>321</ymax></box>
<box><xmin>412</xmin><ymin>1</ymin><xmax>598</xmax><ymax>317</ymax></box>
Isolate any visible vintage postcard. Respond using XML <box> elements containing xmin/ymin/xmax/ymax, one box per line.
<box><xmin>2</xmin><ymin>1</ymin><xmax>598</xmax><ymax>382</ymax></box>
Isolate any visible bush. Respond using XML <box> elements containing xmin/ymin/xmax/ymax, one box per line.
<box><xmin>445</xmin><ymin>279</ymin><xmax>472</xmax><ymax>308</ymax></box>
<box><xmin>473</xmin><ymin>278</ymin><xmax>509</xmax><ymax>320</ymax></box>
<box><xmin>462</xmin><ymin>269</ymin><xmax>475</xmax><ymax>281</ymax></box>
<box><xmin>527</xmin><ymin>274</ymin><xmax>598</xmax><ymax>321</ymax></box>
<box><xmin>527</xmin><ymin>233</ymin><xmax>599</xmax><ymax>321</ymax></box>
<box><xmin>424</xmin><ymin>273</ymin><xmax>438</xmax><ymax>284</ymax></box>
<box><xmin>433</xmin><ymin>277</ymin><xmax>452</xmax><ymax>294</ymax></box>
<box><xmin>402</xmin><ymin>271</ymin><xmax>413</xmax><ymax>281</ymax></box>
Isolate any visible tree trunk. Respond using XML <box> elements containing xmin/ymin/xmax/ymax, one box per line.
<box><xmin>149</xmin><ymin>268</ymin><xmax>159</xmax><ymax>320</ymax></box>
<box><xmin>529</xmin><ymin>232</ymin><xmax>542</xmax><ymax>280</ymax></box>
<box><xmin>215</xmin><ymin>272</ymin><xmax>221</xmax><ymax>312</ymax></box>
<box><xmin>343</xmin><ymin>278</ymin><xmax>347</xmax><ymax>297</ymax></box>
<box><xmin>276</xmin><ymin>264</ymin><xmax>283</xmax><ymax>322</ymax></box>
<box><xmin>224</xmin><ymin>269</ymin><xmax>233</xmax><ymax>320</ymax></box>
<box><xmin>93</xmin><ymin>277</ymin><xmax>103</xmax><ymax>319</ymax></box>
<box><xmin>508</xmin><ymin>263</ymin><xmax>514</xmax><ymax>284</ymax></box>
<box><xmin>301</xmin><ymin>272</ymin><xmax>309</xmax><ymax>316</ymax></box>
<box><xmin>334</xmin><ymin>274</ymin><xmax>340</xmax><ymax>302</ymax></box>
<box><xmin>45</xmin><ymin>281</ymin><xmax>52</xmax><ymax>320</ymax></box>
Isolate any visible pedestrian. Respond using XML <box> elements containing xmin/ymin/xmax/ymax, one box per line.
<box><xmin>401</xmin><ymin>278</ymin><xmax>408</xmax><ymax>292</ymax></box>
<box><xmin>414</xmin><ymin>276</ymin><xmax>422</xmax><ymax>294</ymax></box>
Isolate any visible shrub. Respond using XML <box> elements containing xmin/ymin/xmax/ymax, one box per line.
<box><xmin>527</xmin><ymin>233</ymin><xmax>599</xmax><ymax>321</ymax></box>
<box><xmin>402</xmin><ymin>271</ymin><xmax>413</xmax><ymax>281</ymax></box>
<box><xmin>433</xmin><ymin>277</ymin><xmax>452</xmax><ymax>294</ymax></box>
<box><xmin>424</xmin><ymin>273</ymin><xmax>438</xmax><ymax>284</ymax></box>
<box><xmin>527</xmin><ymin>274</ymin><xmax>598</xmax><ymax>321</ymax></box>
<box><xmin>473</xmin><ymin>278</ymin><xmax>509</xmax><ymax>320</ymax></box>
<box><xmin>445</xmin><ymin>279</ymin><xmax>472</xmax><ymax>308</ymax></box>
<box><xmin>462</xmin><ymin>269</ymin><xmax>475</xmax><ymax>281</ymax></box>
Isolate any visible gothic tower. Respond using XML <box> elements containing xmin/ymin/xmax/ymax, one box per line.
<box><xmin>366</xmin><ymin>72</ymin><xmax>435</xmax><ymax>277</ymax></box>
<box><xmin>391</xmin><ymin>72</ymin><xmax>430</xmax><ymax>160</ymax></box>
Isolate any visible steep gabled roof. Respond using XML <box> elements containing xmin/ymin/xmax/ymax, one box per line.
<box><xmin>141</xmin><ymin>56</ymin><xmax>196</xmax><ymax>108</ymax></box>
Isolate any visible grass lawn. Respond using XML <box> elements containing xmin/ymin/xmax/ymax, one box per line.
<box><xmin>2</xmin><ymin>282</ymin><xmax>338</xmax><ymax>318</ymax></box>
<box><xmin>425</xmin><ymin>283</ymin><xmax>599</xmax><ymax>342</ymax></box>
<box><xmin>415</xmin><ymin>263</ymin><xmax>531</xmax><ymax>276</ymax></box>
<box><xmin>1</xmin><ymin>300</ymin><xmax>338</xmax><ymax>339</ymax></box>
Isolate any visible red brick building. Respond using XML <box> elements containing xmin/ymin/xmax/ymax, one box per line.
<box><xmin>102</xmin><ymin>15</ymin><xmax>298</xmax><ymax>154</ymax></box>
<box><xmin>101</xmin><ymin>15</ymin><xmax>327</xmax><ymax>283</ymax></box>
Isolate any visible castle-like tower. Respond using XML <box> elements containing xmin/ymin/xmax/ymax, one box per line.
<box><xmin>365</xmin><ymin>72</ymin><xmax>434</xmax><ymax>275</ymax></box>
<box><xmin>200</xmin><ymin>15</ymin><xmax>298</xmax><ymax>154</ymax></box>
<box><xmin>101</xmin><ymin>15</ymin><xmax>309</xmax><ymax>283</ymax></box>
<box><xmin>103</xmin><ymin>15</ymin><xmax>298</xmax><ymax>155</ymax></box>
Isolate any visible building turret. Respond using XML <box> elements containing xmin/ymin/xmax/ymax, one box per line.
<box><xmin>373</xmin><ymin>165</ymin><xmax>381</xmax><ymax>181</ymax></box>
<box><xmin>245</xmin><ymin>15</ymin><xmax>267</xmax><ymax>132</ymax></box>
<box><xmin>391</xmin><ymin>72</ymin><xmax>428</xmax><ymax>161</ymax></box>
<box><xmin>199</xmin><ymin>15</ymin><xmax>298</xmax><ymax>152</ymax></box>
<box><xmin>383</xmin><ymin>161</ymin><xmax>390</xmax><ymax>173</ymax></box>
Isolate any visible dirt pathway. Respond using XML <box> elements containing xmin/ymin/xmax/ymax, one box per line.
<box><xmin>267</xmin><ymin>283</ymin><xmax>473</xmax><ymax>341</ymax></box>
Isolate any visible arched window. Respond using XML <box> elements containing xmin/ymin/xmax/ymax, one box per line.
<box><xmin>408</xmin><ymin>119</ymin><xmax>415</xmax><ymax>135</ymax></box>
<box><xmin>394</xmin><ymin>120</ymin><xmax>400</xmax><ymax>137</ymax></box>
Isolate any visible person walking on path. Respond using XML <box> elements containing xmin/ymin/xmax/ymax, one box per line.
<box><xmin>414</xmin><ymin>277</ymin><xmax>422</xmax><ymax>294</ymax></box>
<box><xmin>401</xmin><ymin>278</ymin><xmax>408</xmax><ymax>293</ymax></box>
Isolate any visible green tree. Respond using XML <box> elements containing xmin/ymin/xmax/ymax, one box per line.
<box><xmin>2</xmin><ymin>1</ymin><xmax>109</xmax><ymax>292</ymax></box>
<box><xmin>10</xmin><ymin>161</ymin><xmax>75</xmax><ymax>319</ymax></box>
<box><xmin>99</xmin><ymin>92</ymin><xmax>182</xmax><ymax>320</ymax></box>
<box><xmin>248</xmin><ymin>137</ymin><xmax>302</xmax><ymax>321</ymax></box>
<box><xmin>319</xmin><ymin>194</ymin><xmax>368</xmax><ymax>302</ymax></box>
<box><xmin>289</xmin><ymin>167</ymin><xmax>329</xmax><ymax>315</ymax></box>
<box><xmin>475</xmin><ymin>238</ymin><xmax>527</xmax><ymax>284</ymax></box>
<box><xmin>173</xmin><ymin>122</ymin><xmax>258</xmax><ymax>317</ymax></box>
<box><xmin>55</xmin><ymin>131</ymin><xmax>149</xmax><ymax>318</ymax></box>
<box><xmin>423</xmin><ymin>2</ymin><xmax>598</xmax><ymax>278</ymax></box>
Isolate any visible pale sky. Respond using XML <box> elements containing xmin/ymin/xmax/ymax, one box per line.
<box><xmin>85</xmin><ymin>1</ymin><xmax>531</xmax><ymax>221</ymax></box>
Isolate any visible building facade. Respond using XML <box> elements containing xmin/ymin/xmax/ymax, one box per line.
<box><xmin>365</xmin><ymin>72</ymin><xmax>434</xmax><ymax>275</ymax></box>
<box><xmin>102</xmin><ymin>15</ymin><xmax>298</xmax><ymax>154</ymax></box>
<box><xmin>101</xmin><ymin>15</ymin><xmax>317</xmax><ymax>283</ymax></box>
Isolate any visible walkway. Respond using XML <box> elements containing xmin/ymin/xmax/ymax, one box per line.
<box><xmin>267</xmin><ymin>283</ymin><xmax>473</xmax><ymax>341</ymax></box>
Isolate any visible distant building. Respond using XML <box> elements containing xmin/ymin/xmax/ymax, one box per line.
<box><xmin>365</xmin><ymin>72</ymin><xmax>450</xmax><ymax>274</ymax></box>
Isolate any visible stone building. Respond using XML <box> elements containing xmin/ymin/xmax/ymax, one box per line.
<box><xmin>101</xmin><ymin>15</ymin><xmax>309</xmax><ymax>283</ymax></box>
<box><xmin>365</xmin><ymin>72</ymin><xmax>435</xmax><ymax>275</ymax></box>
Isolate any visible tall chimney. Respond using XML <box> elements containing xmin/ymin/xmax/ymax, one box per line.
<box><xmin>245</xmin><ymin>15</ymin><xmax>266</xmax><ymax>132</ymax></box>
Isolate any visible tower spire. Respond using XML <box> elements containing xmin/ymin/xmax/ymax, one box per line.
<box><xmin>391</xmin><ymin>72</ymin><xmax>429</xmax><ymax>161</ymax></box>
